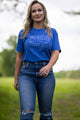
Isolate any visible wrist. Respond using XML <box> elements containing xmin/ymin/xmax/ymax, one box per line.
<box><xmin>15</xmin><ymin>75</ymin><xmax>18</xmax><ymax>80</ymax></box>
<box><xmin>47</xmin><ymin>63</ymin><xmax>52</xmax><ymax>70</ymax></box>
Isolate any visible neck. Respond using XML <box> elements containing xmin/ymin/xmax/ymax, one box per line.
<box><xmin>33</xmin><ymin>22</ymin><xmax>44</xmax><ymax>29</ymax></box>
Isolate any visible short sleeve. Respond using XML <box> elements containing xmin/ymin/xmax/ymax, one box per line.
<box><xmin>51</xmin><ymin>29</ymin><xmax>61</xmax><ymax>53</ymax></box>
<box><xmin>16</xmin><ymin>30</ymin><xmax>24</xmax><ymax>53</ymax></box>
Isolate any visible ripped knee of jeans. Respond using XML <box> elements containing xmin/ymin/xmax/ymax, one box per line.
<box><xmin>40</xmin><ymin>112</ymin><xmax>53</xmax><ymax>120</ymax></box>
<box><xmin>22</xmin><ymin>110</ymin><xmax>35</xmax><ymax>115</ymax></box>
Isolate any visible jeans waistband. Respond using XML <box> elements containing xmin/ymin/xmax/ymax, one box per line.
<box><xmin>23</xmin><ymin>61</ymin><xmax>49</xmax><ymax>66</ymax></box>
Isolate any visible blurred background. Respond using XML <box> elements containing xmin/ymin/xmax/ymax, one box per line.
<box><xmin>0</xmin><ymin>0</ymin><xmax>80</xmax><ymax>75</ymax></box>
<box><xmin>0</xmin><ymin>0</ymin><xmax>80</xmax><ymax>120</ymax></box>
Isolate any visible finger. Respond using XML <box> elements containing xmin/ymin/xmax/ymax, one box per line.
<box><xmin>14</xmin><ymin>84</ymin><xmax>18</xmax><ymax>91</ymax></box>
<box><xmin>15</xmin><ymin>86</ymin><xmax>18</xmax><ymax>91</ymax></box>
<box><xmin>39</xmin><ymin>68</ymin><xmax>44</xmax><ymax>74</ymax></box>
<box><xmin>39</xmin><ymin>70</ymin><xmax>45</xmax><ymax>76</ymax></box>
<box><xmin>43</xmin><ymin>73</ymin><xmax>48</xmax><ymax>76</ymax></box>
<box><xmin>39</xmin><ymin>69</ymin><xmax>48</xmax><ymax>75</ymax></box>
<box><xmin>39</xmin><ymin>71</ymin><xmax>48</xmax><ymax>76</ymax></box>
<box><xmin>41</xmin><ymin>73</ymin><xmax>48</xmax><ymax>77</ymax></box>
<box><xmin>16</xmin><ymin>84</ymin><xmax>18</xmax><ymax>91</ymax></box>
<box><xmin>16</xmin><ymin>87</ymin><xmax>18</xmax><ymax>91</ymax></box>
<box><xmin>39</xmin><ymin>67</ymin><xmax>46</xmax><ymax>74</ymax></box>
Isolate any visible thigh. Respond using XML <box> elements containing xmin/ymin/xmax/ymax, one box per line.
<box><xmin>18</xmin><ymin>75</ymin><xmax>36</xmax><ymax>112</ymax></box>
<box><xmin>37</xmin><ymin>69</ymin><xmax>55</xmax><ymax>113</ymax></box>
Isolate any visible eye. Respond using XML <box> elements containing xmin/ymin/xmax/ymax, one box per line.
<box><xmin>32</xmin><ymin>10</ymin><xmax>36</xmax><ymax>13</ymax></box>
<box><xmin>38</xmin><ymin>9</ymin><xmax>42</xmax><ymax>12</ymax></box>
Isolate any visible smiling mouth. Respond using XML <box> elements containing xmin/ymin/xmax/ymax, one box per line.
<box><xmin>36</xmin><ymin>16</ymin><xmax>41</xmax><ymax>19</ymax></box>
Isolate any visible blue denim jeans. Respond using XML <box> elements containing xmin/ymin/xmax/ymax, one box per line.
<box><xmin>18</xmin><ymin>61</ymin><xmax>55</xmax><ymax>120</ymax></box>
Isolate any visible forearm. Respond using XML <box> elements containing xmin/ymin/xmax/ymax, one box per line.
<box><xmin>15</xmin><ymin>54</ymin><xmax>23</xmax><ymax>80</ymax></box>
<box><xmin>47</xmin><ymin>50</ymin><xmax>59</xmax><ymax>69</ymax></box>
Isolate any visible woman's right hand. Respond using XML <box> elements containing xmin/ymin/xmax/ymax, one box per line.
<box><xmin>14</xmin><ymin>79</ymin><xmax>18</xmax><ymax>91</ymax></box>
<box><xmin>14</xmin><ymin>52</ymin><xmax>23</xmax><ymax>91</ymax></box>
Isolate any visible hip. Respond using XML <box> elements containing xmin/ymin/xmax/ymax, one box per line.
<box><xmin>19</xmin><ymin>61</ymin><xmax>54</xmax><ymax>77</ymax></box>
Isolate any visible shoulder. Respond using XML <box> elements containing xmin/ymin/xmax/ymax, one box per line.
<box><xmin>18</xmin><ymin>29</ymin><xmax>24</xmax><ymax>37</ymax></box>
<box><xmin>50</xmin><ymin>28</ymin><xmax>58</xmax><ymax>35</ymax></box>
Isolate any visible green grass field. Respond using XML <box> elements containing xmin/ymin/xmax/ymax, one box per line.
<box><xmin>0</xmin><ymin>77</ymin><xmax>80</xmax><ymax>120</ymax></box>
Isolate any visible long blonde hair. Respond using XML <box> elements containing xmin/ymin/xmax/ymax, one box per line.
<box><xmin>22</xmin><ymin>0</ymin><xmax>51</xmax><ymax>38</ymax></box>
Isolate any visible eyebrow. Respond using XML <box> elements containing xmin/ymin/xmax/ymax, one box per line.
<box><xmin>31</xmin><ymin>8</ymin><xmax>43</xmax><ymax>12</ymax></box>
<box><xmin>32</xmin><ymin>8</ymin><xmax>42</xmax><ymax>10</ymax></box>
<box><xmin>31</xmin><ymin>5</ymin><xmax>43</xmax><ymax>9</ymax></box>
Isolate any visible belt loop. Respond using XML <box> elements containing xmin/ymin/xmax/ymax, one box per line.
<box><xmin>35</xmin><ymin>62</ymin><xmax>38</xmax><ymax>65</ymax></box>
<box><xmin>43</xmin><ymin>61</ymin><xmax>46</xmax><ymax>66</ymax></box>
<box><xmin>27</xmin><ymin>62</ymin><xmax>29</xmax><ymax>66</ymax></box>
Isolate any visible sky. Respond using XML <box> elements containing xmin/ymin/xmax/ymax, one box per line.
<box><xmin>0</xmin><ymin>0</ymin><xmax>80</xmax><ymax>72</ymax></box>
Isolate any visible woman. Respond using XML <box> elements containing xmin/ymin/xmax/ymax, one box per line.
<box><xmin>14</xmin><ymin>0</ymin><xmax>61</xmax><ymax>120</ymax></box>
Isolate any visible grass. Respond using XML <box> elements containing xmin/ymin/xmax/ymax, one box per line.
<box><xmin>53</xmin><ymin>79</ymin><xmax>80</xmax><ymax>120</ymax></box>
<box><xmin>0</xmin><ymin>77</ymin><xmax>80</xmax><ymax>120</ymax></box>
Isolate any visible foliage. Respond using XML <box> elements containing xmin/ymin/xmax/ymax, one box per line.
<box><xmin>7</xmin><ymin>36</ymin><xmax>17</xmax><ymax>50</ymax></box>
<box><xmin>54</xmin><ymin>69</ymin><xmax>80</xmax><ymax>79</ymax></box>
<box><xmin>0</xmin><ymin>49</ymin><xmax>16</xmax><ymax>76</ymax></box>
<box><xmin>0</xmin><ymin>77</ymin><xmax>80</xmax><ymax>120</ymax></box>
<box><xmin>64</xmin><ymin>10</ymin><xmax>80</xmax><ymax>15</ymax></box>
<box><xmin>0</xmin><ymin>36</ymin><xmax>17</xmax><ymax>76</ymax></box>
<box><xmin>54</xmin><ymin>71</ymin><xmax>67</xmax><ymax>78</ymax></box>
<box><xmin>0</xmin><ymin>0</ymin><xmax>80</xmax><ymax>16</ymax></box>
<box><xmin>0</xmin><ymin>35</ymin><xmax>80</xmax><ymax>78</ymax></box>
<box><xmin>66</xmin><ymin>70</ymin><xmax>80</xmax><ymax>79</ymax></box>
<box><xmin>0</xmin><ymin>0</ymin><xmax>27</xmax><ymax>15</ymax></box>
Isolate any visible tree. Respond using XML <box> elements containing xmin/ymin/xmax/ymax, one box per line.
<box><xmin>64</xmin><ymin>10</ymin><xmax>80</xmax><ymax>15</ymax></box>
<box><xmin>0</xmin><ymin>36</ymin><xmax>17</xmax><ymax>76</ymax></box>
<box><xmin>7</xmin><ymin>36</ymin><xmax>17</xmax><ymax>50</ymax></box>
<box><xmin>0</xmin><ymin>0</ymin><xmax>27</xmax><ymax>15</ymax></box>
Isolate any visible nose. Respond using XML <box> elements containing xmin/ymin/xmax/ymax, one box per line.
<box><xmin>36</xmin><ymin>11</ymin><xmax>39</xmax><ymax>15</ymax></box>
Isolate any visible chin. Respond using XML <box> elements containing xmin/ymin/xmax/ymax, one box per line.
<box><xmin>35</xmin><ymin>19</ymin><xmax>43</xmax><ymax>22</ymax></box>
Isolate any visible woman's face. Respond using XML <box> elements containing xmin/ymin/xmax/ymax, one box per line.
<box><xmin>31</xmin><ymin>3</ymin><xmax>44</xmax><ymax>23</ymax></box>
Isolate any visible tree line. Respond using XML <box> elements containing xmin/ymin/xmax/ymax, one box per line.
<box><xmin>0</xmin><ymin>35</ymin><xmax>80</xmax><ymax>79</ymax></box>
<box><xmin>0</xmin><ymin>36</ymin><xmax>17</xmax><ymax>76</ymax></box>
<box><xmin>0</xmin><ymin>0</ymin><xmax>80</xmax><ymax>16</ymax></box>
<box><xmin>0</xmin><ymin>0</ymin><xmax>80</xmax><ymax>78</ymax></box>
<box><xmin>55</xmin><ymin>70</ymin><xmax>80</xmax><ymax>79</ymax></box>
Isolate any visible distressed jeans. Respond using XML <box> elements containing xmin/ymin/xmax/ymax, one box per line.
<box><xmin>18</xmin><ymin>61</ymin><xmax>55</xmax><ymax>120</ymax></box>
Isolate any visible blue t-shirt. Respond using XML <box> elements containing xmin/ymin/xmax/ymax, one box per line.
<box><xmin>16</xmin><ymin>27</ymin><xmax>61</xmax><ymax>62</ymax></box>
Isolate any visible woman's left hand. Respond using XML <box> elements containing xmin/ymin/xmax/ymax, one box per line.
<box><xmin>39</xmin><ymin>65</ymin><xmax>51</xmax><ymax>77</ymax></box>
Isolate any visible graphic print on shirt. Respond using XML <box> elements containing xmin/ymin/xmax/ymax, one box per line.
<box><xmin>25</xmin><ymin>35</ymin><xmax>51</xmax><ymax>47</ymax></box>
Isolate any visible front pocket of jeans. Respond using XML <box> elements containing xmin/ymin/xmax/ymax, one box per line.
<box><xmin>49</xmin><ymin>69</ymin><xmax>53</xmax><ymax>75</ymax></box>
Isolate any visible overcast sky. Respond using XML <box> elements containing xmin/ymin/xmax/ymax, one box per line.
<box><xmin>0</xmin><ymin>0</ymin><xmax>80</xmax><ymax>72</ymax></box>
